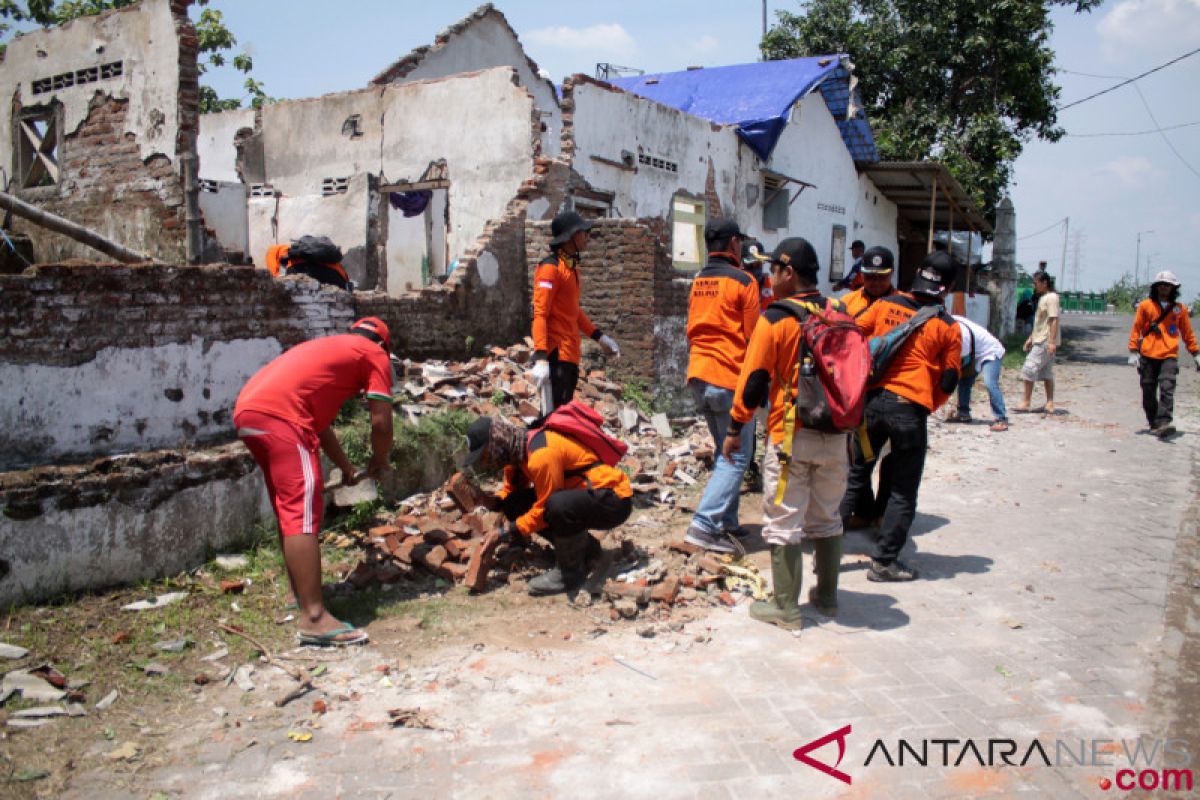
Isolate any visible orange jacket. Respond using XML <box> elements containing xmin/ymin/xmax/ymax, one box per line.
<box><xmin>856</xmin><ymin>294</ymin><xmax>962</xmax><ymax>412</ymax></box>
<box><xmin>730</xmin><ymin>291</ymin><xmax>841</xmax><ymax>445</ymax></box>
<box><xmin>687</xmin><ymin>255</ymin><xmax>761</xmax><ymax>389</ymax></box>
<box><xmin>498</xmin><ymin>430</ymin><xmax>632</xmax><ymax>537</ymax></box>
<box><xmin>532</xmin><ymin>253</ymin><xmax>597</xmax><ymax>365</ymax></box>
<box><xmin>842</xmin><ymin>285</ymin><xmax>897</xmax><ymax>318</ymax></box>
<box><xmin>1129</xmin><ymin>299</ymin><xmax>1199</xmax><ymax>359</ymax></box>
<box><xmin>264</xmin><ymin>244</ymin><xmax>350</xmax><ymax>283</ymax></box>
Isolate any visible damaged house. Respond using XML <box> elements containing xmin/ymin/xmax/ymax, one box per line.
<box><xmin>0</xmin><ymin>1</ymin><xmax>986</xmax><ymax>605</ymax></box>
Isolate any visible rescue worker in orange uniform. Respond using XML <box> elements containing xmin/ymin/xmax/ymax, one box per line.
<box><xmin>723</xmin><ymin>237</ymin><xmax>849</xmax><ymax>629</ymax></box>
<box><xmin>683</xmin><ymin>218</ymin><xmax>762</xmax><ymax>553</ymax></box>
<box><xmin>841</xmin><ymin>246</ymin><xmax>897</xmax><ymax>318</ymax></box>
<box><xmin>840</xmin><ymin>246</ymin><xmax>899</xmax><ymax>529</ymax></box>
<box><xmin>840</xmin><ymin>251</ymin><xmax>961</xmax><ymax>583</ymax></box>
<box><xmin>530</xmin><ymin>211</ymin><xmax>619</xmax><ymax>409</ymax></box>
<box><xmin>1128</xmin><ymin>271</ymin><xmax>1199</xmax><ymax>438</ymax></box>
<box><xmin>463</xmin><ymin>416</ymin><xmax>633</xmax><ymax>596</ymax></box>
<box><xmin>742</xmin><ymin>237</ymin><xmax>776</xmax><ymax>312</ymax></box>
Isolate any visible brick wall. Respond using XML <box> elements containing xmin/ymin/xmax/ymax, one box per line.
<box><xmin>0</xmin><ymin>262</ymin><xmax>354</xmax><ymax>368</ymax></box>
<box><xmin>525</xmin><ymin>217</ymin><xmax>687</xmax><ymax>389</ymax></box>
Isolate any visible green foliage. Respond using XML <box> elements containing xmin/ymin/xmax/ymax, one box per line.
<box><xmin>334</xmin><ymin>403</ymin><xmax>472</xmax><ymax>496</ymax></box>
<box><xmin>620</xmin><ymin>378</ymin><xmax>656</xmax><ymax>417</ymax></box>
<box><xmin>490</xmin><ymin>389</ymin><xmax>507</xmax><ymax>407</ymax></box>
<box><xmin>762</xmin><ymin>0</ymin><xmax>1101</xmax><ymax>222</ymax></box>
<box><xmin>1103</xmin><ymin>272</ymin><xmax>1145</xmax><ymax>313</ymax></box>
<box><xmin>0</xmin><ymin>0</ymin><xmax>271</xmax><ymax>112</ymax></box>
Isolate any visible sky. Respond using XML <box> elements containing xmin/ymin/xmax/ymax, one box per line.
<box><xmin>9</xmin><ymin>0</ymin><xmax>1200</xmax><ymax>295</ymax></box>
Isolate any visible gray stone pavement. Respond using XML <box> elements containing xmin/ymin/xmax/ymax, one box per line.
<box><xmin>65</xmin><ymin>314</ymin><xmax>1199</xmax><ymax>799</ymax></box>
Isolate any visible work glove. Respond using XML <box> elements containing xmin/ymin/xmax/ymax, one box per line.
<box><xmin>497</xmin><ymin>521</ymin><xmax>520</xmax><ymax>545</ymax></box>
<box><xmin>598</xmin><ymin>334</ymin><xmax>620</xmax><ymax>358</ymax></box>
<box><xmin>530</xmin><ymin>359</ymin><xmax>550</xmax><ymax>388</ymax></box>
<box><xmin>1127</xmin><ymin>353</ymin><xmax>1140</xmax><ymax>368</ymax></box>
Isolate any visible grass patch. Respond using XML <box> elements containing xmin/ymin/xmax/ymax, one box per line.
<box><xmin>334</xmin><ymin>402</ymin><xmax>471</xmax><ymax>495</ymax></box>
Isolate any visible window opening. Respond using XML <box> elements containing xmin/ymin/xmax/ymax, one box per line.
<box><xmin>672</xmin><ymin>196</ymin><xmax>706</xmax><ymax>271</ymax></box>
<box><xmin>829</xmin><ymin>225</ymin><xmax>847</xmax><ymax>282</ymax></box>
<box><xmin>15</xmin><ymin>106</ymin><xmax>61</xmax><ymax>189</ymax></box>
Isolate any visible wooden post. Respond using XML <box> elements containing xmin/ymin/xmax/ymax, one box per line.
<box><xmin>0</xmin><ymin>190</ymin><xmax>153</xmax><ymax>263</ymax></box>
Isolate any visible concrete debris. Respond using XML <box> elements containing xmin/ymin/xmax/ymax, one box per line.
<box><xmin>0</xmin><ymin>642</ymin><xmax>29</xmax><ymax>659</ymax></box>
<box><xmin>122</xmin><ymin>592</ymin><xmax>188</xmax><ymax>611</ymax></box>
<box><xmin>12</xmin><ymin>704</ymin><xmax>68</xmax><ymax>718</ymax></box>
<box><xmin>143</xmin><ymin>663</ymin><xmax>169</xmax><ymax>677</ymax></box>
<box><xmin>95</xmin><ymin>689</ymin><xmax>119</xmax><ymax>710</ymax></box>
<box><xmin>215</xmin><ymin>554</ymin><xmax>249</xmax><ymax>570</ymax></box>
<box><xmin>1</xmin><ymin>670</ymin><xmax>67</xmax><ymax>703</ymax></box>
<box><xmin>233</xmin><ymin>665</ymin><xmax>256</xmax><ymax>692</ymax></box>
<box><xmin>153</xmin><ymin>638</ymin><xmax>191</xmax><ymax>652</ymax></box>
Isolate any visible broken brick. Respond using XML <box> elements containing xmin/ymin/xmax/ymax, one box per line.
<box><xmin>395</xmin><ymin>536</ymin><xmax>423</xmax><ymax>564</ymax></box>
<box><xmin>604</xmin><ymin>582</ymin><xmax>650</xmax><ymax>603</ymax></box>
<box><xmin>440</xmin><ymin>562</ymin><xmax>468</xmax><ymax>580</ymax></box>
<box><xmin>517</xmin><ymin>400</ymin><xmax>540</xmax><ymax>417</ymax></box>
<box><xmin>312</xmin><ymin>699</ymin><xmax>328</xmax><ymax>715</ymax></box>
<box><xmin>697</xmin><ymin>555</ymin><xmax>726</xmax><ymax>575</ymax></box>
<box><xmin>649</xmin><ymin>576</ymin><xmax>681</xmax><ymax>604</ymax></box>
<box><xmin>219</xmin><ymin>579</ymin><xmax>247</xmax><ymax>594</ymax></box>
<box><xmin>421</xmin><ymin>545</ymin><xmax>448</xmax><ymax>570</ymax></box>
<box><xmin>718</xmin><ymin>591</ymin><xmax>737</xmax><ymax>607</ymax></box>
<box><xmin>447</xmin><ymin>471</ymin><xmax>493</xmax><ymax>513</ymax></box>
<box><xmin>347</xmin><ymin>561</ymin><xmax>378</xmax><ymax>589</ymax></box>
<box><xmin>465</xmin><ymin>528</ymin><xmax>503</xmax><ymax>592</ymax></box>
<box><xmin>443</xmin><ymin>539</ymin><xmax>468</xmax><ymax>560</ymax></box>
<box><xmin>369</xmin><ymin>524</ymin><xmax>403</xmax><ymax>539</ymax></box>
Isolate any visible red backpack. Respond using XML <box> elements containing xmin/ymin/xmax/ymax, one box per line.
<box><xmin>528</xmin><ymin>400</ymin><xmax>628</xmax><ymax>465</ymax></box>
<box><xmin>770</xmin><ymin>297</ymin><xmax>870</xmax><ymax>434</ymax></box>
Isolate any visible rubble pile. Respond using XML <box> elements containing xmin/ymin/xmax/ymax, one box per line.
<box><xmin>389</xmin><ymin>342</ymin><xmax>718</xmax><ymax>505</ymax></box>
<box><xmin>334</xmin><ymin>340</ymin><xmax>768</xmax><ymax>619</ymax></box>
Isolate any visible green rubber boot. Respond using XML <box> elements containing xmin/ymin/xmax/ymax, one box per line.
<box><xmin>528</xmin><ymin>533</ymin><xmax>588</xmax><ymax>596</ymax></box>
<box><xmin>749</xmin><ymin>544</ymin><xmax>804</xmax><ymax>630</ymax></box>
<box><xmin>808</xmin><ymin>535</ymin><xmax>843</xmax><ymax>616</ymax></box>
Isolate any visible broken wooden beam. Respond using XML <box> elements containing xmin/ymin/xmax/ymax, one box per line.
<box><xmin>0</xmin><ymin>190</ymin><xmax>154</xmax><ymax>264</ymax></box>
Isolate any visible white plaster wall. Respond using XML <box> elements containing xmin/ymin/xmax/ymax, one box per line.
<box><xmin>379</xmin><ymin>69</ymin><xmax>534</xmax><ymax>264</ymax></box>
<box><xmin>247</xmin><ymin>69</ymin><xmax>532</xmax><ymax>277</ymax></box>
<box><xmin>247</xmin><ymin>176</ymin><xmax>368</xmax><ymax>278</ymax></box>
<box><xmin>572</xmin><ymin>82</ymin><xmax>742</xmax><ymax>220</ymax></box>
<box><xmin>198</xmin><ymin>180</ymin><xmax>249</xmax><ymax>256</ymax></box>
<box><xmin>0</xmin><ymin>337</ymin><xmax>283</xmax><ymax>467</ymax></box>
<box><xmin>0</xmin><ymin>470</ymin><xmax>272</xmax><ymax>606</ymax></box>
<box><xmin>0</xmin><ymin>0</ymin><xmax>181</xmax><ymax>168</ymax></box>
<box><xmin>197</xmin><ymin>107</ymin><xmax>255</xmax><ymax>183</ymax></box>
<box><xmin>393</xmin><ymin>13</ymin><xmax>561</xmax><ymax>158</ymax></box>
<box><xmin>759</xmin><ymin>92</ymin><xmax>898</xmax><ymax>294</ymax></box>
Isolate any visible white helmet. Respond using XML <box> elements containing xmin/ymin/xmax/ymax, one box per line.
<box><xmin>1153</xmin><ymin>271</ymin><xmax>1181</xmax><ymax>287</ymax></box>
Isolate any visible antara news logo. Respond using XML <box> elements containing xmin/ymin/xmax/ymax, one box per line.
<box><xmin>793</xmin><ymin>725</ymin><xmax>1196</xmax><ymax>793</ymax></box>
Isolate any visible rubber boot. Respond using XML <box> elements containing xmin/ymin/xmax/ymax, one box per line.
<box><xmin>528</xmin><ymin>533</ymin><xmax>588</xmax><ymax>596</ymax></box>
<box><xmin>749</xmin><ymin>544</ymin><xmax>804</xmax><ymax>630</ymax></box>
<box><xmin>808</xmin><ymin>535</ymin><xmax>842</xmax><ymax>616</ymax></box>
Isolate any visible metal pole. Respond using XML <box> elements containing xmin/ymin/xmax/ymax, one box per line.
<box><xmin>763</xmin><ymin>0</ymin><xmax>768</xmax><ymax>39</ymax></box>
<box><xmin>927</xmin><ymin>175</ymin><xmax>937</xmax><ymax>253</ymax></box>
<box><xmin>182</xmin><ymin>152</ymin><xmax>202</xmax><ymax>265</ymax></box>
<box><xmin>1060</xmin><ymin>216</ymin><xmax>1069</xmax><ymax>278</ymax></box>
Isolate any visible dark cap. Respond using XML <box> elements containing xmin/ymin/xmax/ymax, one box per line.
<box><xmin>851</xmin><ymin>240</ymin><xmax>865</xmax><ymax>251</ymax></box>
<box><xmin>770</xmin><ymin>237</ymin><xmax>820</xmax><ymax>277</ymax></box>
<box><xmin>911</xmin><ymin>250</ymin><xmax>957</xmax><ymax>296</ymax></box>
<box><xmin>860</xmin><ymin>246</ymin><xmax>895</xmax><ymax>275</ymax></box>
<box><xmin>742</xmin><ymin>238</ymin><xmax>771</xmax><ymax>267</ymax></box>
<box><xmin>462</xmin><ymin>417</ymin><xmax>492</xmax><ymax>467</ymax></box>
<box><xmin>550</xmin><ymin>211</ymin><xmax>594</xmax><ymax>246</ymax></box>
<box><xmin>704</xmin><ymin>217</ymin><xmax>744</xmax><ymax>242</ymax></box>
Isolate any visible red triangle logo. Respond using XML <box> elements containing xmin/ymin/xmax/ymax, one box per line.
<box><xmin>793</xmin><ymin>724</ymin><xmax>853</xmax><ymax>785</ymax></box>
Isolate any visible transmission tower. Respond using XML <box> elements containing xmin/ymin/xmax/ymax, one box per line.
<box><xmin>1069</xmin><ymin>231</ymin><xmax>1083</xmax><ymax>292</ymax></box>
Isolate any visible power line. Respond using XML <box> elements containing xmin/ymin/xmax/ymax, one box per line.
<box><xmin>1018</xmin><ymin>217</ymin><xmax>1067</xmax><ymax>241</ymax></box>
<box><xmin>1058</xmin><ymin>46</ymin><xmax>1200</xmax><ymax>111</ymax></box>
<box><xmin>1131</xmin><ymin>82</ymin><xmax>1200</xmax><ymax>180</ymax></box>
<box><xmin>1065</xmin><ymin>120</ymin><xmax>1200</xmax><ymax>138</ymax></box>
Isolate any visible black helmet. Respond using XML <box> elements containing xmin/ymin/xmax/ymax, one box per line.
<box><xmin>860</xmin><ymin>246</ymin><xmax>895</xmax><ymax>275</ymax></box>
<box><xmin>550</xmin><ymin>211</ymin><xmax>594</xmax><ymax>246</ymax></box>
<box><xmin>911</xmin><ymin>251</ymin><xmax>957</xmax><ymax>296</ymax></box>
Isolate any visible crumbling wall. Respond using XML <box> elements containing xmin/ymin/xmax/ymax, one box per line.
<box><xmin>0</xmin><ymin>0</ymin><xmax>198</xmax><ymax>262</ymax></box>
<box><xmin>525</xmin><ymin>217</ymin><xmax>682</xmax><ymax>390</ymax></box>
<box><xmin>0</xmin><ymin>262</ymin><xmax>354</xmax><ymax>470</ymax></box>
<box><xmin>0</xmin><ymin>445</ymin><xmax>271</xmax><ymax>606</ymax></box>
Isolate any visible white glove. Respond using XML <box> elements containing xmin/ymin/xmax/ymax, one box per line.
<box><xmin>530</xmin><ymin>360</ymin><xmax>550</xmax><ymax>388</ymax></box>
<box><xmin>1128</xmin><ymin>353</ymin><xmax>1140</xmax><ymax>367</ymax></box>
<box><xmin>598</xmin><ymin>334</ymin><xmax>620</xmax><ymax>358</ymax></box>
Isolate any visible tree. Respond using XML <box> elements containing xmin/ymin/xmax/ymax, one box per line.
<box><xmin>762</xmin><ymin>0</ymin><xmax>1100</xmax><ymax>224</ymax></box>
<box><xmin>0</xmin><ymin>0</ymin><xmax>270</xmax><ymax>112</ymax></box>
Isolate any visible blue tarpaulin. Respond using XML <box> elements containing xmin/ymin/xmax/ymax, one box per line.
<box><xmin>609</xmin><ymin>56</ymin><xmax>877</xmax><ymax>163</ymax></box>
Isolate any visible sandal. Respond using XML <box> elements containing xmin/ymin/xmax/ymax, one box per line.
<box><xmin>989</xmin><ymin>421</ymin><xmax>1009</xmax><ymax>432</ymax></box>
<box><xmin>297</xmin><ymin>622</ymin><xmax>369</xmax><ymax>647</ymax></box>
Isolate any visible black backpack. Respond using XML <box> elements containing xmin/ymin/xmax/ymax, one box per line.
<box><xmin>288</xmin><ymin>235</ymin><xmax>343</xmax><ymax>265</ymax></box>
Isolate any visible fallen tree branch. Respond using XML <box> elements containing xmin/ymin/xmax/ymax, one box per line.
<box><xmin>217</xmin><ymin>623</ymin><xmax>317</xmax><ymax>707</ymax></box>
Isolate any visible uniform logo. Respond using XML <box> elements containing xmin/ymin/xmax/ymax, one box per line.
<box><xmin>794</xmin><ymin>724</ymin><xmax>853</xmax><ymax>785</ymax></box>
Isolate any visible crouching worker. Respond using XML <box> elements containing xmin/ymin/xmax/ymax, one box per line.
<box><xmin>233</xmin><ymin>317</ymin><xmax>395</xmax><ymax>646</ymax></box>
<box><xmin>462</xmin><ymin>414</ymin><xmax>632</xmax><ymax>596</ymax></box>
<box><xmin>724</xmin><ymin>238</ymin><xmax>852</xmax><ymax>630</ymax></box>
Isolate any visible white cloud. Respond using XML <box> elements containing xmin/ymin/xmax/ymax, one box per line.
<box><xmin>1098</xmin><ymin>155</ymin><xmax>1162</xmax><ymax>186</ymax></box>
<box><xmin>524</xmin><ymin>23</ymin><xmax>636</xmax><ymax>60</ymax></box>
<box><xmin>693</xmin><ymin>35</ymin><xmax>720</xmax><ymax>54</ymax></box>
<box><xmin>1097</xmin><ymin>0</ymin><xmax>1200</xmax><ymax>60</ymax></box>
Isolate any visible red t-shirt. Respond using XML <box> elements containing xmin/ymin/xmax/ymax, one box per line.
<box><xmin>234</xmin><ymin>334</ymin><xmax>393</xmax><ymax>434</ymax></box>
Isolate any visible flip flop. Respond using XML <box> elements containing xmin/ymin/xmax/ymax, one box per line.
<box><xmin>297</xmin><ymin>622</ymin><xmax>369</xmax><ymax>647</ymax></box>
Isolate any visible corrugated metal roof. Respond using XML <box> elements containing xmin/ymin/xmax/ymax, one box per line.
<box><xmin>862</xmin><ymin>162</ymin><xmax>992</xmax><ymax>234</ymax></box>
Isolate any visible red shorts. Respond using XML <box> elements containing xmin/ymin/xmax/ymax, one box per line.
<box><xmin>235</xmin><ymin>409</ymin><xmax>322</xmax><ymax>536</ymax></box>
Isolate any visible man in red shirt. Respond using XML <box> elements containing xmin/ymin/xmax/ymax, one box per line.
<box><xmin>234</xmin><ymin>317</ymin><xmax>394</xmax><ymax>645</ymax></box>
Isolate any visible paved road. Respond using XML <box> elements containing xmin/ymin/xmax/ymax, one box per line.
<box><xmin>68</xmin><ymin>314</ymin><xmax>1200</xmax><ymax>799</ymax></box>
